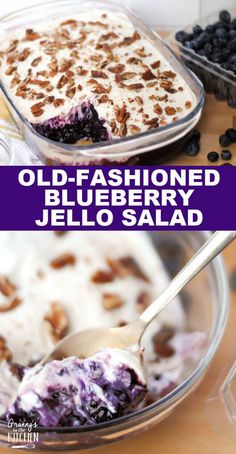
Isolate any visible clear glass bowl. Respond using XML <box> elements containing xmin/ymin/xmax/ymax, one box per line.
<box><xmin>0</xmin><ymin>0</ymin><xmax>205</xmax><ymax>165</ymax></box>
<box><xmin>0</xmin><ymin>231</ymin><xmax>229</xmax><ymax>451</ymax></box>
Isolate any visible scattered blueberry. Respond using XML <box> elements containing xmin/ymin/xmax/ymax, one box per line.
<box><xmin>219</xmin><ymin>10</ymin><xmax>231</xmax><ymax>25</ymax></box>
<box><xmin>226</xmin><ymin>128</ymin><xmax>236</xmax><ymax>142</ymax></box>
<box><xmin>221</xmin><ymin>149</ymin><xmax>232</xmax><ymax>160</ymax></box>
<box><xmin>207</xmin><ymin>151</ymin><xmax>219</xmax><ymax>162</ymax></box>
<box><xmin>219</xmin><ymin>134</ymin><xmax>231</xmax><ymax>147</ymax></box>
<box><xmin>183</xmin><ymin>129</ymin><xmax>201</xmax><ymax>156</ymax></box>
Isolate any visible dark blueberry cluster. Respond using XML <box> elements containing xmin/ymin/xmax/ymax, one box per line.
<box><xmin>32</xmin><ymin>102</ymin><xmax>110</xmax><ymax>144</ymax></box>
<box><xmin>183</xmin><ymin>129</ymin><xmax>201</xmax><ymax>156</ymax></box>
<box><xmin>176</xmin><ymin>10</ymin><xmax>236</xmax><ymax>74</ymax></box>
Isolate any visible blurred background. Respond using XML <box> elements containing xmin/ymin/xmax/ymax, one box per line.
<box><xmin>0</xmin><ymin>0</ymin><xmax>235</xmax><ymax>27</ymax></box>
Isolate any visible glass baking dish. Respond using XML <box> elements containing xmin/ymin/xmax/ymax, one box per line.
<box><xmin>0</xmin><ymin>0</ymin><xmax>205</xmax><ymax>165</ymax></box>
<box><xmin>0</xmin><ymin>231</ymin><xmax>229</xmax><ymax>450</ymax></box>
<box><xmin>173</xmin><ymin>9</ymin><xmax>236</xmax><ymax>108</ymax></box>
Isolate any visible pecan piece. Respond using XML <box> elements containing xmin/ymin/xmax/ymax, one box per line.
<box><xmin>107</xmin><ymin>256</ymin><xmax>149</xmax><ymax>281</ymax></box>
<box><xmin>57</xmin><ymin>74</ymin><xmax>68</xmax><ymax>89</ymax></box>
<box><xmin>151</xmin><ymin>60</ymin><xmax>161</xmax><ymax>69</ymax></box>
<box><xmin>31</xmin><ymin>102</ymin><xmax>45</xmax><ymax>117</ymax></box>
<box><xmin>108</xmin><ymin>64</ymin><xmax>125</xmax><ymax>74</ymax></box>
<box><xmin>0</xmin><ymin>336</ymin><xmax>12</xmax><ymax>362</ymax></box>
<box><xmin>31</xmin><ymin>57</ymin><xmax>42</xmax><ymax>67</ymax></box>
<box><xmin>144</xmin><ymin>117</ymin><xmax>159</xmax><ymax>129</ymax></box>
<box><xmin>91</xmin><ymin>70</ymin><xmax>108</xmax><ymax>79</ymax></box>
<box><xmin>121</xmin><ymin>72</ymin><xmax>136</xmax><ymax>80</ymax></box>
<box><xmin>152</xmin><ymin>328</ymin><xmax>175</xmax><ymax>358</ymax></box>
<box><xmin>5</xmin><ymin>66</ymin><xmax>16</xmax><ymax>76</ymax></box>
<box><xmin>98</xmin><ymin>94</ymin><xmax>109</xmax><ymax>103</ymax></box>
<box><xmin>66</xmin><ymin>86</ymin><xmax>76</xmax><ymax>98</ymax></box>
<box><xmin>0</xmin><ymin>297</ymin><xmax>21</xmax><ymax>313</ymax></box>
<box><xmin>185</xmin><ymin>100</ymin><xmax>192</xmax><ymax>109</ymax></box>
<box><xmin>126</xmin><ymin>83</ymin><xmax>144</xmax><ymax>90</ymax></box>
<box><xmin>162</xmin><ymin>70</ymin><xmax>176</xmax><ymax>79</ymax></box>
<box><xmin>0</xmin><ymin>276</ymin><xmax>16</xmax><ymax>297</ymax></box>
<box><xmin>91</xmin><ymin>270</ymin><xmax>114</xmax><ymax>284</ymax></box>
<box><xmin>126</xmin><ymin>57</ymin><xmax>142</xmax><ymax>65</ymax></box>
<box><xmin>142</xmin><ymin>69</ymin><xmax>156</xmax><ymax>81</ymax></box>
<box><xmin>165</xmin><ymin>106</ymin><xmax>177</xmax><ymax>116</ymax></box>
<box><xmin>44</xmin><ymin>302</ymin><xmax>68</xmax><ymax>342</ymax></box>
<box><xmin>50</xmin><ymin>253</ymin><xmax>76</xmax><ymax>269</ymax></box>
<box><xmin>102</xmin><ymin>293</ymin><xmax>124</xmax><ymax>310</ymax></box>
<box><xmin>54</xmin><ymin>98</ymin><xmax>65</xmax><ymax>108</ymax></box>
<box><xmin>119</xmin><ymin>31</ymin><xmax>141</xmax><ymax>47</ymax></box>
<box><xmin>18</xmin><ymin>48</ymin><xmax>31</xmax><ymax>62</ymax></box>
<box><xmin>100</xmin><ymin>32</ymin><xmax>119</xmax><ymax>40</ymax></box>
<box><xmin>135</xmin><ymin>96</ymin><xmax>143</xmax><ymax>106</ymax></box>
<box><xmin>136</xmin><ymin>291</ymin><xmax>151</xmax><ymax>311</ymax></box>
<box><xmin>153</xmin><ymin>103</ymin><xmax>163</xmax><ymax>115</ymax></box>
<box><xmin>129</xmin><ymin>124</ymin><xmax>141</xmax><ymax>134</ymax></box>
<box><xmin>91</xmin><ymin>83</ymin><xmax>109</xmax><ymax>94</ymax></box>
<box><xmin>25</xmin><ymin>29</ymin><xmax>40</xmax><ymax>41</ymax></box>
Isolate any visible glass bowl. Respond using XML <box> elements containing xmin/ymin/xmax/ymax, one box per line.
<box><xmin>0</xmin><ymin>231</ymin><xmax>229</xmax><ymax>451</ymax></box>
<box><xmin>0</xmin><ymin>0</ymin><xmax>205</xmax><ymax>165</ymax></box>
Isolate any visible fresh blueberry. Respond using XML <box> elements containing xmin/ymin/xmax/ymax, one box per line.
<box><xmin>221</xmin><ymin>149</ymin><xmax>232</xmax><ymax>160</ymax></box>
<box><xmin>228</xmin><ymin>37</ymin><xmax>236</xmax><ymax>50</ymax></box>
<box><xmin>192</xmin><ymin>129</ymin><xmax>201</xmax><ymax>142</ymax></box>
<box><xmin>229</xmin><ymin>29</ymin><xmax>236</xmax><ymax>39</ymax></box>
<box><xmin>175</xmin><ymin>30</ymin><xmax>188</xmax><ymax>43</ymax></box>
<box><xmin>219</xmin><ymin>134</ymin><xmax>231</xmax><ymax>147</ymax></box>
<box><xmin>206</xmin><ymin>24</ymin><xmax>215</xmax><ymax>34</ymax></box>
<box><xmin>183</xmin><ymin>139</ymin><xmax>200</xmax><ymax>157</ymax></box>
<box><xmin>226</xmin><ymin>128</ymin><xmax>236</xmax><ymax>142</ymax></box>
<box><xmin>231</xmin><ymin>18</ymin><xmax>236</xmax><ymax>29</ymax></box>
<box><xmin>184</xmin><ymin>41</ymin><xmax>194</xmax><ymax>49</ymax></box>
<box><xmin>215</xmin><ymin>27</ymin><xmax>228</xmax><ymax>39</ymax></box>
<box><xmin>193</xmin><ymin>25</ymin><xmax>203</xmax><ymax>35</ymax></box>
<box><xmin>219</xmin><ymin>10</ymin><xmax>231</xmax><ymax>25</ymax></box>
<box><xmin>207</xmin><ymin>151</ymin><xmax>219</xmax><ymax>162</ymax></box>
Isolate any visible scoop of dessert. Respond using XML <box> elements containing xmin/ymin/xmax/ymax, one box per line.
<box><xmin>5</xmin><ymin>349</ymin><xmax>147</xmax><ymax>427</ymax></box>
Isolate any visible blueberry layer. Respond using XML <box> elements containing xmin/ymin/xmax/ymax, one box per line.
<box><xmin>32</xmin><ymin>103</ymin><xmax>110</xmax><ymax>144</ymax></box>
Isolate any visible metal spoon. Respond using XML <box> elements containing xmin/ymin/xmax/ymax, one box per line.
<box><xmin>41</xmin><ymin>231</ymin><xmax>236</xmax><ymax>364</ymax></box>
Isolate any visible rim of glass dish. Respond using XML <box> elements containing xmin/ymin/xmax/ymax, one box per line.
<box><xmin>0</xmin><ymin>0</ymin><xmax>205</xmax><ymax>156</ymax></box>
<box><xmin>0</xmin><ymin>232</ymin><xmax>229</xmax><ymax>434</ymax></box>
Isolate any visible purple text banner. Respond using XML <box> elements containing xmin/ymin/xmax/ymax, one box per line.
<box><xmin>0</xmin><ymin>166</ymin><xmax>235</xmax><ymax>230</ymax></box>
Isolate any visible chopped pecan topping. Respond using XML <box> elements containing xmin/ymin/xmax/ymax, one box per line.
<box><xmin>57</xmin><ymin>74</ymin><xmax>68</xmax><ymax>89</ymax></box>
<box><xmin>5</xmin><ymin>66</ymin><xmax>16</xmax><ymax>76</ymax></box>
<box><xmin>59</xmin><ymin>59</ymin><xmax>74</xmax><ymax>72</ymax></box>
<box><xmin>92</xmin><ymin>83</ymin><xmax>110</xmax><ymax>94</ymax></box>
<box><xmin>129</xmin><ymin>124</ymin><xmax>141</xmax><ymax>134</ymax></box>
<box><xmin>91</xmin><ymin>270</ymin><xmax>114</xmax><ymax>284</ymax></box>
<box><xmin>136</xmin><ymin>291</ymin><xmax>151</xmax><ymax>311</ymax></box>
<box><xmin>61</xmin><ymin>19</ymin><xmax>78</xmax><ymax>27</ymax></box>
<box><xmin>98</xmin><ymin>94</ymin><xmax>109</xmax><ymax>103</ymax></box>
<box><xmin>162</xmin><ymin>70</ymin><xmax>176</xmax><ymax>79</ymax></box>
<box><xmin>102</xmin><ymin>293</ymin><xmax>124</xmax><ymax>310</ymax></box>
<box><xmin>185</xmin><ymin>100</ymin><xmax>192</xmax><ymax>109</ymax></box>
<box><xmin>18</xmin><ymin>48</ymin><xmax>31</xmax><ymax>62</ymax></box>
<box><xmin>121</xmin><ymin>72</ymin><xmax>136</xmax><ymax>80</ymax></box>
<box><xmin>0</xmin><ymin>276</ymin><xmax>16</xmax><ymax>297</ymax></box>
<box><xmin>153</xmin><ymin>103</ymin><xmax>163</xmax><ymax>115</ymax></box>
<box><xmin>7</xmin><ymin>40</ymin><xmax>18</xmax><ymax>53</ymax></box>
<box><xmin>151</xmin><ymin>60</ymin><xmax>161</xmax><ymax>69</ymax></box>
<box><xmin>107</xmin><ymin>256</ymin><xmax>149</xmax><ymax>281</ymax></box>
<box><xmin>29</xmin><ymin>79</ymin><xmax>50</xmax><ymax>88</ymax></box>
<box><xmin>44</xmin><ymin>302</ymin><xmax>68</xmax><ymax>342</ymax></box>
<box><xmin>0</xmin><ymin>336</ymin><xmax>12</xmax><ymax>362</ymax></box>
<box><xmin>126</xmin><ymin>57</ymin><xmax>142</xmax><ymax>65</ymax></box>
<box><xmin>50</xmin><ymin>253</ymin><xmax>76</xmax><ymax>269</ymax></box>
<box><xmin>100</xmin><ymin>32</ymin><xmax>119</xmax><ymax>40</ymax></box>
<box><xmin>31</xmin><ymin>101</ymin><xmax>45</xmax><ymax>117</ymax></box>
<box><xmin>0</xmin><ymin>297</ymin><xmax>21</xmax><ymax>313</ymax></box>
<box><xmin>157</xmin><ymin>94</ymin><xmax>168</xmax><ymax>102</ymax></box>
<box><xmin>126</xmin><ymin>83</ymin><xmax>144</xmax><ymax>90</ymax></box>
<box><xmin>25</xmin><ymin>29</ymin><xmax>40</xmax><ymax>41</ymax></box>
<box><xmin>115</xmin><ymin>104</ymin><xmax>129</xmax><ymax>123</ymax></box>
<box><xmin>108</xmin><ymin>64</ymin><xmax>125</xmax><ymax>74</ymax></box>
<box><xmin>31</xmin><ymin>56</ymin><xmax>42</xmax><ymax>67</ymax></box>
<box><xmin>76</xmin><ymin>67</ymin><xmax>88</xmax><ymax>76</ymax></box>
<box><xmin>66</xmin><ymin>86</ymin><xmax>76</xmax><ymax>98</ymax></box>
<box><xmin>119</xmin><ymin>31</ymin><xmax>141</xmax><ymax>47</ymax></box>
<box><xmin>142</xmin><ymin>69</ymin><xmax>156</xmax><ymax>81</ymax></box>
<box><xmin>91</xmin><ymin>70</ymin><xmax>108</xmax><ymax>79</ymax></box>
<box><xmin>144</xmin><ymin>117</ymin><xmax>159</xmax><ymax>129</ymax></box>
<box><xmin>165</xmin><ymin>106</ymin><xmax>177</xmax><ymax>116</ymax></box>
<box><xmin>135</xmin><ymin>96</ymin><xmax>143</xmax><ymax>106</ymax></box>
<box><xmin>152</xmin><ymin>328</ymin><xmax>175</xmax><ymax>358</ymax></box>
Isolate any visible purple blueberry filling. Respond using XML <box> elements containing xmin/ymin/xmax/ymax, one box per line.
<box><xmin>5</xmin><ymin>353</ymin><xmax>147</xmax><ymax>427</ymax></box>
<box><xmin>32</xmin><ymin>102</ymin><xmax>110</xmax><ymax>144</ymax></box>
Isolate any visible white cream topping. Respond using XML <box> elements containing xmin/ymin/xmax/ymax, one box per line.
<box><xmin>0</xmin><ymin>10</ymin><xmax>196</xmax><ymax>138</ymax></box>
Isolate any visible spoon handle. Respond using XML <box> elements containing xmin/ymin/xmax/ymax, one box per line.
<box><xmin>139</xmin><ymin>231</ymin><xmax>236</xmax><ymax>327</ymax></box>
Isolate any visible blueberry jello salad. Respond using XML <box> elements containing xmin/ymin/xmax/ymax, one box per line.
<box><xmin>0</xmin><ymin>10</ymin><xmax>196</xmax><ymax>144</ymax></box>
<box><xmin>0</xmin><ymin>232</ymin><xmax>205</xmax><ymax>427</ymax></box>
